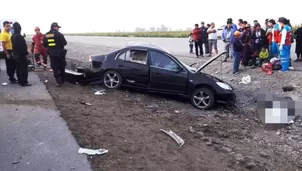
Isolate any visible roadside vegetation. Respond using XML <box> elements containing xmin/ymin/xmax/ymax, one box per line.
<box><xmin>65</xmin><ymin>25</ymin><xmax>300</xmax><ymax>38</ymax></box>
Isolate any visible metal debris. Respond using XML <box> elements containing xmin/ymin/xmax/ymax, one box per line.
<box><xmin>79</xmin><ymin>101</ymin><xmax>92</xmax><ymax>106</ymax></box>
<box><xmin>160</xmin><ymin>129</ymin><xmax>185</xmax><ymax>147</ymax></box>
<box><xmin>78</xmin><ymin>148</ymin><xmax>108</xmax><ymax>155</ymax></box>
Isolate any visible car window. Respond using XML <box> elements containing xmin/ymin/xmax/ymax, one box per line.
<box><xmin>149</xmin><ymin>51</ymin><xmax>182</xmax><ymax>72</ymax></box>
<box><xmin>117</xmin><ymin>51</ymin><xmax>126</xmax><ymax>60</ymax></box>
<box><xmin>125</xmin><ymin>49</ymin><xmax>148</xmax><ymax>65</ymax></box>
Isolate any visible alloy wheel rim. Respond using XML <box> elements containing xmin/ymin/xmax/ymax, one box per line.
<box><xmin>193</xmin><ymin>91</ymin><xmax>210</xmax><ymax>108</ymax></box>
<box><xmin>104</xmin><ymin>73</ymin><xmax>119</xmax><ymax>88</ymax></box>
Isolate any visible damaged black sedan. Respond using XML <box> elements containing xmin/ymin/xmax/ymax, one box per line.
<box><xmin>66</xmin><ymin>42</ymin><xmax>236</xmax><ymax>110</ymax></box>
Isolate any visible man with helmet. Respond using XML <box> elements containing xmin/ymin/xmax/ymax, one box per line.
<box><xmin>43</xmin><ymin>22</ymin><xmax>67</xmax><ymax>87</ymax></box>
<box><xmin>31</xmin><ymin>26</ymin><xmax>48</xmax><ymax>69</ymax></box>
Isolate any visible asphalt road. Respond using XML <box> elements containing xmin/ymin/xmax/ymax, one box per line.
<box><xmin>65</xmin><ymin>36</ymin><xmax>225</xmax><ymax>55</ymax></box>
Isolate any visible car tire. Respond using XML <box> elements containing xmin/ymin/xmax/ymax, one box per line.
<box><xmin>190</xmin><ymin>87</ymin><xmax>215</xmax><ymax>110</ymax></box>
<box><xmin>103</xmin><ymin>70</ymin><xmax>122</xmax><ymax>89</ymax></box>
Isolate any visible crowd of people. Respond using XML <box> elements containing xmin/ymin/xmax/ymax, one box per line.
<box><xmin>0</xmin><ymin>21</ymin><xmax>67</xmax><ymax>87</ymax></box>
<box><xmin>190</xmin><ymin>18</ymin><xmax>302</xmax><ymax>74</ymax></box>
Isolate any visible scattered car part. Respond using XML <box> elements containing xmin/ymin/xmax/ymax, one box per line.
<box><xmin>79</xmin><ymin>101</ymin><xmax>92</xmax><ymax>106</ymax></box>
<box><xmin>282</xmin><ymin>86</ymin><xmax>295</xmax><ymax>92</ymax></box>
<box><xmin>160</xmin><ymin>129</ymin><xmax>185</xmax><ymax>147</ymax></box>
<box><xmin>78</xmin><ymin>148</ymin><xmax>108</xmax><ymax>155</ymax></box>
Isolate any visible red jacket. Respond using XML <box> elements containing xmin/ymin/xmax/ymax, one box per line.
<box><xmin>192</xmin><ymin>28</ymin><xmax>202</xmax><ymax>41</ymax></box>
<box><xmin>31</xmin><ymin>33</ymin><xmax>47</xmax><ymax>55</ymax></box>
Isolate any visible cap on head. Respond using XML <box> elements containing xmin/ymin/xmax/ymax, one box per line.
<box><xmin>51</xmin><ymin>22</ymin><xmax>61</xmax><ymax>28</ymax></box>
<box><xmin>234</xmin><ymin>31</ymin><xmax>241</xmax><ymax>37</ymax></box>
<box><xmin>201</xmin><ymin>21</ymin><xmax>205</xmax><ymax>24</ymax></box>
<box><xmin>35</xmin><ymin>27</ymin><xmax>40</xmax><ymax>31</ymax></box>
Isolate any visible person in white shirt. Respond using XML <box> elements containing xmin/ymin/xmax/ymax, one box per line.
<box><xmin>207</xmin><ymin>22</ymin><xmax>218</xmax><ymax>57</ymax></box>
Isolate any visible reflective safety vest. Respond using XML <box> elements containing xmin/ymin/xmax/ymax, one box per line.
<box><xmin>280</xmin><ymin>25</ymin><xmax>292</xmax><ymax>45</ymax></box>
<box><xmin>272</xmin><ymin>24</ymin><xmax>281</xmax><ymax>43</ymax></box>
<box><xmin>45</xmin><ymin>32</ymin><xmax>56</xmax><ymax>47</ymax></box>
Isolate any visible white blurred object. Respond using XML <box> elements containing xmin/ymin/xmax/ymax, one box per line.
<box><xmin>239</xmin><ymin>75</ymin><xmax>251</xmax><ymax>84</ymax></box>
<box><xmin>289</xmin><ymin>66</ymin><xmax>294</xmax><ymax>70</ymax></box>
<box><xmin>270</xmin><ymin>57</ymin><xmax>278</xmax><ymax>63</ymax></box>
<box><xmin>2</xmin><ymin>82</ymin><xmax>8</xmax><ymax>86</ymax></box>
<box><xmin>160</xmin><ymin>129</ymin><xmax>185</xmax><ymax>147</ymax></box>
<box><xmin>78</xmin><ymin>148</ymin><xmax>108</xmax><ymax>155</ymax></box>
<box><xmin>44</xmin><ymin>80</ymin><xmax>48</xmax><ymax>83</ymax></box>
<box><xmin>95</xmin><ymin>91</ymin><xmax>105</xmax><ymax>95</ymax></box>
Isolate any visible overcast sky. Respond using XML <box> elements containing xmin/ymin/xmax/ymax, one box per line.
<box><xmin>1</xmin><ymin>0</ymin><xmax>301</xmax><ymax>34</ymax></box>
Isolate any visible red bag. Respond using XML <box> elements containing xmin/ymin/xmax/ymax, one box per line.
<box><xmin>261</xmin><ymin>63</ymin><xmax>273</xmax><ymax>75</ymax></box>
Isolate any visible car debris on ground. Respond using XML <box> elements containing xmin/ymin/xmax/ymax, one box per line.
<box><xmin>78</xmin><ymin>148</ymin><xmax>108</xmax><ymax>155</ymax></box>
<box><xmin>160</xmin><ymin>129</ymin><xmax>185</xmax><ymax>147</ymax></box>
<box><xmin>2</xmin><ymin>82</ymin><xmax>7</xmax><ymax>86</ymax></box>
<box><xmin>79</xmin><ymin>101</ymin><xmax>92</xmax><ymax>106</ymax></box>
<box><xmin>239</xmin><ymin>75</ymin><xmax>251</xmax><ymax>84</ymax></box>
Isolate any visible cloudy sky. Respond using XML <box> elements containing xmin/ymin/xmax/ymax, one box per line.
<box><xmin>1</xmin><ymin>0</ymin><xmax>300</xmax><ymax>34</ymax></box>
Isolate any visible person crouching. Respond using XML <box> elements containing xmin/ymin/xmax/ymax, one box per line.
<box><xmin>231</xmin><ymin>31</ymin><xmax>243</xmax><ymax>74</ymax></box>
<box><xmin>259</xmin><ymin>47</ymin><xmax>269</xmax><ymax>66</ymax></box>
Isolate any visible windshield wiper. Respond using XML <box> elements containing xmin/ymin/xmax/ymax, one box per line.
<box><xmin>189</xmin><ymin>62</ymin><xmax>197</xmax><ymax>67</ymax></box>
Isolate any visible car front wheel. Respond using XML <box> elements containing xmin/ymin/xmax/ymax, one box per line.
<box><xmin>103</xmin><ymin>70</ymin><xmax>122</xmax><ymax>89</ymax></box>
<box><xmin>190</xmin><ymin>87</ymin><xmax>215</xmax><ymax>110</ymax></box>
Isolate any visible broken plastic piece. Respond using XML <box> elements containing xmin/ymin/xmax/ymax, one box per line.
<box><xmin>160</xmin><ymin>129</ymin><xmax>185</xmax><ymax>147</ymax></box>
<box><xmin>239</xmin><ymin>75</ymin><xmax>251</xmax><ymax>84</ymax></box>
<box><xmin>78</xmin><ymin>148</ymin><xmax>108</xmax><ymax>155</ymax></box>
<box><xmin>79</xmin><ymin>101</ymin><xmax>92</xmax><ymax>106</ymax></box>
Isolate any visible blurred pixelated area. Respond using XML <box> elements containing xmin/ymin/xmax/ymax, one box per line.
<box><xmin>256</xmin><ymin>91</ymin><xmax>302</xmax><ymax>129</ymax></box>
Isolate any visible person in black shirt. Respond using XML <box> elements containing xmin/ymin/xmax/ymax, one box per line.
<box><xmin>43</xmin><ymin>22</ymin><xmax>67</xmax><ymax>87</ymax></box>
<box><xmin>11</xmin><ymin>22</ymin><xmax>31</xmax><ymax>86</ymax></box>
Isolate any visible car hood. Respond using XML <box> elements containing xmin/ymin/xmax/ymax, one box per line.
<box><xmin>196</xmin><ymin>52</ymin><xmax>227</xmax><ymax>72</ymax></box>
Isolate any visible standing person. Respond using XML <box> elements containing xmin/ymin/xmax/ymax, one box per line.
<box><xmin>31</xmin><ymin>27</ymin><xmax>48</xmax><ymax>69</ymax></box>
<box><xmin>222</xmin><ymin>21</ymin><xmax>236</xmax><ymax>62</ymax></box>
<box><xmin>232</xmin><ymin>31</ymin><xmax>243</xmax><ymax>74</ymax></box>
<box><xmin>294</xmin><ymin>23</ymin><xmax>302</xmax><ymax>61</ymax></box>
<box><xmin>238</xmin><ymin>19</ymin><xmax>244</xmax><ymax>30</ymax></box>
<box><xmin>270</xmin><ymin>19</ymin><xmax>281</xmax><ymax>57</ymax></box>
<box><xmin>252</xmin><ymin>23</ymin><xmax>268</xmax><ymax>54</ymax></box>
<box><xmin>266</xmin><ymin>20</ymin><xmax>273</xmax><ymax>54</ymax></box>
<box><xmin>43</xmin><ymin>22</ymin><xmax>67</xmax><ymax>87</ymax></box>
<box><xmin>240</xmin><ymin>24</ymin><xmax>253</xmax><ymax>67</ymax></box>
<box><xmin>227</xmin><ymin>18</ymin><xmax>238</xmax><ymax>30</ymax></box>
<box><xmin>0</xmin><ymin>21</ymin><xmax>17</xmax><ymax>84</ymax></box>
<box><xmin>188</xmin><ymin>33</ymin><xmax>194</xmax><ymax>54</ymax></box>
<box><xmin>11</xmin><ymin>22</ymin><xmax>31</xmax><ymax>86</ymax></box>
<box><xmin>192</xmin><ymin>24</ymin><xmax>203</xmax><ymax>57</ymax></box>
<box><xmin>278</xmin><ymin>18</ymin><xmax>292</xmax><ymax>72</ymax></box>
<box><xmin>207</xmin><ymin>22</ymin><xmax>218</xmax><ymax>57</ymax></box>
<box><xmin>200</xmin><ymin>22</ymin><xmax>209</xmax><ymax>54</ymax></box>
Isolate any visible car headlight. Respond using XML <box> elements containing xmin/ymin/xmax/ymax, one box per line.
<box><xmin>216</xmin><ymin>82</ymin><xmax>232</xmax><ymax>90</ymax></box>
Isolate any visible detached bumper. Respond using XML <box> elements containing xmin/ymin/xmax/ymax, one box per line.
<box><xmin>216</xmin><ymin>90</ymin><xmax>236</xmax><ymax>104</ymax></box>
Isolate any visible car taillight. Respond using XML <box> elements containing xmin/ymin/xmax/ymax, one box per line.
<box><xmin>88</xmin><ymin>55</ymin><xmax>92</xmax><ymax>62</ymax></box>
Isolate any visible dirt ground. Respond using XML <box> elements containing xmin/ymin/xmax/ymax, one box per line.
<box><xmin>32</xmin><ymin>42</ymin><xmax>302</xmax><ymax>171</ymax></box>
<box><xmin>37</xmin><ymin>69</ymin><xmax>301</xmax><ymax>171</ymax></box>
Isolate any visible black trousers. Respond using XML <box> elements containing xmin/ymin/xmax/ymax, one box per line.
<box><xmin>50</xmin><ymin>55</ymin><xmax>66</xmax><ymax>83</ymax></box>
<box><xmin>194</xmin><ymin>41</ymin><xmax>203</xmax><ymax>56</ymax></box>
<box><xmin>297</xmin><ymin>53</ymin><xmax>302</xmax><ymax>58</ymax></box>
<box><xmin>203</xmin><ymin>39</ymin><xmax>209</xmax><ymax>54</ymax></box>
<box><xmin>4</xmin><ymin>50</ymin><xmax>16</xmax><ymax>81</ymax></box>
<box><xmin>189</xmin><ymin>44</ymin><xmax>193</xmax><ymax>53</ymax></box>
<box><xmin>15</xmin><ymin>56</ymin><xmax>29</xmax><ymax>85</ymax></box>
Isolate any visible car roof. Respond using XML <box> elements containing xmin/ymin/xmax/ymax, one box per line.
<box><xmin>125</xmin><ymin>41</ymin><xmax>171</xmax><ymax>54</ymax></box>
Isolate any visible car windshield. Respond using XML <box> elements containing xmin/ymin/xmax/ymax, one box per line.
<box><xmin>125</xmin><ymin>41</ymin><xmax>170</xmax><ymax>54</ymax></box>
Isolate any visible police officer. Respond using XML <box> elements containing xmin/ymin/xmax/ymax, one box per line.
<box><xmin>43</xmin><ymin>22</ymin><xmax>67</xmax><ymax>87</ymax></box>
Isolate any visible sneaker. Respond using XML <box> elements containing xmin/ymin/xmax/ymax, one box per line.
<box><xmin>233</xmin><ymin>71</ymin><xmax>239</xmax><ymax>75</ymax></box>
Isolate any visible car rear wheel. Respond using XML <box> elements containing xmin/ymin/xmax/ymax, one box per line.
<box><xmin>190</xmin><ymin>87</ymin><xmax>215</xmax><ymax>110</ymax></box>
<box><xmin>103</xmin><ymin>70</ymin><xmax>122</xmax><ymax>89</ymax></box>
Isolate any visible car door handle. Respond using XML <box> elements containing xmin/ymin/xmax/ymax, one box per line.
<box><xmin>154</xmin><ymin>72</ymin><xmax>161</xmax><ymax>75</ymax></box>
<box><xmin>118</xmin><ymin>65</ymin><xmax>124</xmax><ymax>68</ymax></box>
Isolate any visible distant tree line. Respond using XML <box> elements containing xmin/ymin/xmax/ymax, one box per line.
<box><xmin>134</xmin><ymin>24</ymin><xmax>193</xmax><ymax>32</ymax></box>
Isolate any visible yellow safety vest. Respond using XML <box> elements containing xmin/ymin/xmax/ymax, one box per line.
<box><xmin>45</xmin><ymin>33</ymin><xmax>56</xmax><ymax>47</ymax></box>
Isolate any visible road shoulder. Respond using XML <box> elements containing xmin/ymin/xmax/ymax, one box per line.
<box><xmin>0</xmin><ymin>59</ymin><xmax>91</xmax><ymax>171</ymax></box>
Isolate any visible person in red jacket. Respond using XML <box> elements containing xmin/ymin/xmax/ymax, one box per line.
<box><xmin>31</xmin><ymin>27</ymin><xmax>48</xmax><ymax>69</ymax></box>
<box><xmin>192</xmin><ymin>24</ymin><xmax>203</xmax><ymax>57</ymax></box>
